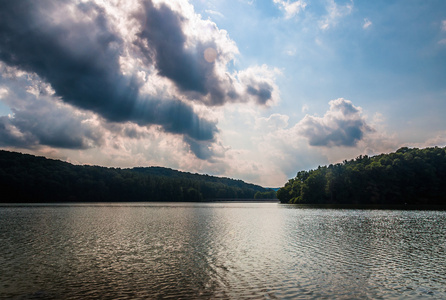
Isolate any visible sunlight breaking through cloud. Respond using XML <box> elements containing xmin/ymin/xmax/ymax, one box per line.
<box><xmin>0</xmin><ymin>0</ymin><xmax>279</xmax><ymax>160</ymax></box>
<box><xmin>0</xmin><ymin>0</ymin><xmax>445</xmax><ymax>187</ymax></box>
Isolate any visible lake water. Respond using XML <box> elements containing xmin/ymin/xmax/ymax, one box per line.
<box><xmin>1</xmin><ymin>203</ymin><xmax>445</xmax><ymax>299</ymax></box>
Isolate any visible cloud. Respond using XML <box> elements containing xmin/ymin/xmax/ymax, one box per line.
<box><xmin>205</xmin><ymin>10</ymin><xmax>225</xmax><ymax>19</ymax></box>
<box><xmin>440</xmin><ymin>20</ymin><xmax>446</xmax><ymax>44</ymax></box>
<box><xmin>212</xmin><ymin>101</ymin><xmax>398</xmax><ymax>186</ymax></box>
<box><xmin>134</xmin><ymin>1</ymin><xmax>279</xmax><ymax>106</ymax></box>
<box><xmin>284</xmin><ymin>47</ymin><xmax>297</xmax><ymax>56</ymax></box>
<box><xmin>273</xmin><ymin>0</ymin><xmax>307</xmax><ymax>19</ymax></box>
<box><xmin>0</xmin><ymin>64</ymin><xmax>103</xmax><ymax>149</ymax></box>
<box><xmin>319</xmin><ymin>0</ymin><xmax>353</xmax><ymax>30</ymax></box>
<box><xmin>0</xmin><ymin>1</ymin><xmax>217</xmax><ymax>146</ymax></box>
<box><xmin>363</xmin><ymin>18</ymin><xmax>372</xmax><ymax>29</ymax></box>
<box><xmin>0</xmin><ymin>106</ymin><xmax>100</xmax><ymax>150</ymax></box>
<box><xmin>0</xmin><ymin>0</ymin><xmax>280</xmax><ymax>159</ymax></box>
<box><xmin>297</xmin><ymin>98</ymin><xmax>373</xmax><ymax>147</ymax></box>
<box><xmin>136</xmin><ymin>1</ymin><xmax>212</xmax><ymax>95</ymax></box>
<box><xmin>409</xmin><ymin>131</ymin><xmax>446</xmax><ymax>149</ymax></box>
<box><xmin>215</xmin><ymin>106</ymin><xmax>329</xmax><ymax>186</ymax></box>
<box><xmin>237</xmin><ymin>65</ymin><xmax>281</xmax><ymax>106</ymax></box>
<box><xmin>255</xmin><ymin>113</ymin><xmax>289</xmax><ymax>131</ymax></box>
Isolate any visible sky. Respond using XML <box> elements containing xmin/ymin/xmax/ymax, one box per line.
<box><xmin>0</xmin><ymin>0</ymin><xmax>445</xmax><ymax>187</ymax></box>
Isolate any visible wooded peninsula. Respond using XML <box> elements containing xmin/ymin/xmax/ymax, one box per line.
<box><xmin>0</xmin><ymin>150</ymin><xmax>275</xmax><ymax>203</ymax></box>
<box><xmin>277</xmin><ymin>146</ymin><xmax>446</xmax><ymax>206</ymax></box>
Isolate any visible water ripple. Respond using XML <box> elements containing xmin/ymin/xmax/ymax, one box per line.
<box><xmin>1</xmin><ymin>204</ymin><xmax>445</xmax><ymax>299</ymax></box>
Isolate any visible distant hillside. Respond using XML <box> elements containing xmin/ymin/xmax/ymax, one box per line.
<box><xmin>277</xmin><ymin>146</ymin><xmax>446</xmax><ymax>206</ymax></box>
<box><xmin>0</xmin><ymin>150</ymin><xmax>272</xmax><ymax>203</ymax></box>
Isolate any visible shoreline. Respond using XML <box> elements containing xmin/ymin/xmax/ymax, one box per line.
<box><xmin>2</xmin><ymin>201</ymin><xmax>446</xmax><ymax>210</ymax></box>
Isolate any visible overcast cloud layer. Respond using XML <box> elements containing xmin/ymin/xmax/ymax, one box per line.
<box><xmin>0</xmin><ymin>0</ymin><xmax>445</xmax><ymax>187</ymax></box>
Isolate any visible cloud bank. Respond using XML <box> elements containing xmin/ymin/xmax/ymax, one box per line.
<box><xmin>0</xmin><ymin>0</ymin><xmax>279</xmax><ymax>158</ymax></box>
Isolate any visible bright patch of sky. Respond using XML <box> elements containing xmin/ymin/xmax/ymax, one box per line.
<box><xmin>0</xmin><ymin>0</ymin><xmax>445</xmax><ymax>187</ymax></box>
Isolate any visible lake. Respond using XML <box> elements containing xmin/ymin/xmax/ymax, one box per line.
<box><xmin>1</xmin><ymin>203</ymin><xmax>445</xmax><ymax>299</ymax></box>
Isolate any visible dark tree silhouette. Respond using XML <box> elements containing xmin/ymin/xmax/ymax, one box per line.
<box><xmin>0</xmin><ymin>150</ymin><xmax>272</xmax><ymax>203</ymax></box>
<box><xmin>277</xmin><ymin>147</ymin><xmax>446</xmax><ymax>206</ymax></box>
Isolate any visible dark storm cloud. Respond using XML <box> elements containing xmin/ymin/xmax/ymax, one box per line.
<box><xmin>0</xmin><ymin>75</ymin><xmax>103</xmax><ymax>150</ymax></box>
<box><xmin>0</xmin><ymin>110</ymin><xmax>99</xmax><ymax>150</ymax></box>
<box><xmin>133</xmin><ymin>97</ymin><xmax>216</xmax><ymax>140</ymax></box>
<box><xmin>0</xmin><ymin>113</ymin><xmax>98</xmax><ymax>150</ymax></box>
<box><xmin>298</xmin><ymin>98</ymin><xmax>372</xmax><ymax>147</ymax></box>
<box><xmin>184</xmin><ymin>136</ymin><xmax>215</xmax><ymax>160</ymax></box>
<box><xmin>136</xmin><ymin>1</ymin><xmax>208</xmax><ymax>94</ymax></box>
<box><xmin>135</xmin><ymin>1</ymin><xmax>243</xmax><ymax>106</ymax></box>
<box><xmin>0</xmin><ymin>117</ymin><xmax>37</xmax><ymax>148</ymax></box>
<box><xmin>0</xmin><ymin>1</ymin><xmax>217</xmax><ymax>155</ymax></box>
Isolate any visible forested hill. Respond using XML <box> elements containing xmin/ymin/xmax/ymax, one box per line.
<box><xmin>0</xmin><ymin>150</ymin><xmax>274</xmax><ymax>203</ymax></box>
<box><xmin>277</xmin><ymin>147</ymin><xmax>446</xmax><ymax>206</ymax></box>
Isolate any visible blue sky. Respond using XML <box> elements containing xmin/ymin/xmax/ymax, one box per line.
<box><xmin>194</xmin><ymin>0</ymin><xmax>446</xmax><ymax>122</ymax></box>
<box><xmin>0</xmin><ymin>0</ymin><xmax>445</xmax><ymax>187</ymax></box>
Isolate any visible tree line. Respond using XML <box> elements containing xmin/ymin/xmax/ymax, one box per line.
<box><xmin>277</xmin><ymin>147</ymin><xmax>446</xmax><ymax>205</ymax></box>
<box><xmin>0</xmin><ymin>150</ymin><xmax>271</xmax><ymax>203</ymax></box>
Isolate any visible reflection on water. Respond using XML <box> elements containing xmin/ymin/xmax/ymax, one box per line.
<box><xmin>0</xmin><ymin>203</ymin><xmax>445</xmax><ymax>299</ymax></box>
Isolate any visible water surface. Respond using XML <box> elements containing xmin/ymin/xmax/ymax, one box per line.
<box><xmin>1</xmin><ymin>203</ymin><xmax>445</xmax><ymax>299</ymax></box>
